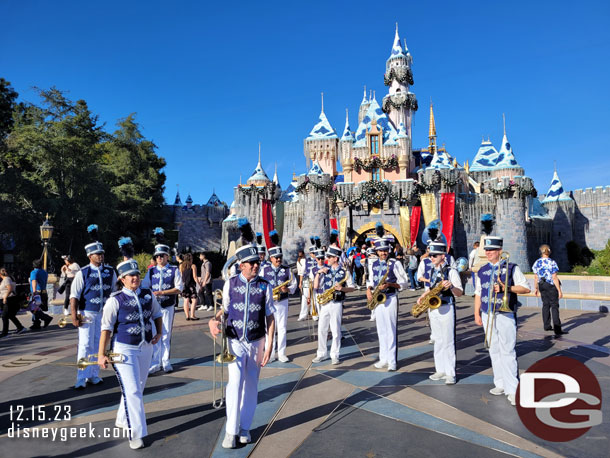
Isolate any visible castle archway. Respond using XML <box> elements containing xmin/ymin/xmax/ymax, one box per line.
<box><xmin>351</xmin><ymin>221</ymin><xmax>402</xmax><ymax>249</ymax></box>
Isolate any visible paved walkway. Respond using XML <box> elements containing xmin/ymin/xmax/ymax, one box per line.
<box><xmin>0</xmin><ymin>289</ymin><xmax>608</xmax><ymax>457</ymax></box>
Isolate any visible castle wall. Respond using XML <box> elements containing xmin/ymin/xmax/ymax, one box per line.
<box><xmin>541</xmin><ymin>200</ymin><xmax>575</xmax><ymax>271</ymax></box>
<box><xmin>176</xmin><ymin>204</ymin><xmax>229</xmax><ymax>253</ymax></box>
<box><xmin>571</xmin><ymin>186</ymin><xmax>610</xmax><ymax>251</ymax></box>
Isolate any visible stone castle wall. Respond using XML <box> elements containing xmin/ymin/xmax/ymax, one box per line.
<box><xmin>571</xmin><ymin>186</ymin><xmax>610</xmax><ymax>251</ymax></box>
<box><xmin>175</xmin><ymin>204</ymin><xmax>229</xmax><ymax>253</ymax></box>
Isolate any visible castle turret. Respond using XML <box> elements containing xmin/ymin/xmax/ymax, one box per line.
<box><xmin>358</xmin><ymin>87</ymin><xmax>370</xmax><ymax>125</ymax></box>
<box><xmin>340</xmin><ymin>108</ymin><xmax>355</xmax><ymax>182</ymax></box>
<box><xmin>304</xmin><ymin>94</ymin><xmax>339</xmax><ymax>176</ymax></box>
<box><xmin>541</xmin><ymin>169</ymin><xmax>575</xmax><ymax>270</ymax></box>
<box><xmin>382</xmin><ymin>25</ymin><xmax>417</xmax><ymax>137</ymax></box>
<box><xmin>493</xmin><ymin>115</ymin><xmax>524</xmax><ymax>179</ymax></box>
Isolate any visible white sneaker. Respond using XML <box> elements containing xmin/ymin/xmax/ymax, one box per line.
<box><xmin>444</xmin><ymin>376</ymin><xmax>456</xmax><ymax>385</ymax></box>
<box><xmin>297</xmin><ymin>317</ymin><xmax>306</xmax><ymax>321</ymax></box>
<box><xmin>239</xmin><ymin>429</ymin><xmax>251</xmax><ymax>444</ymax></box>
<box><xmin>489</xmin><ymin>386</ymin><xmax>505</xmax><ymax>396</ymax></box>
<box><xmin>206</xmin><ymin>306</ymin><xmax>214</xmax><ymax>312</ymax></box>
<box><xmin>313</xmin><ymin>316</ymin><xmax>319</xmax><ymax>321</ymax></box>
<box><xmin>163</xmin><ymin>364</ymin><xmax>174</xmax><ymax>373</ymax></box>
<box><xmin>429</xmin><ymin>339</ymin><xmax>434</xmax><ymax>344</ymax></box>
<box><xmin>268</xmin><ymin>354</ymin><xmax>277</xmax><ymax>363</ymax></box>
<box><xmin>331</xmin><ymin>358</ymin><xmax>340</xmax><ymax>365</ymax></box>
<box><xmin>278</xmin><ymin>355</ymin><xmax>289</xmax><ymax>363</ymax></box>
<box><xmin>374</xmin><ymin>360</ymin><xmax>387</xmax><ymax>369</ymax></box>
<box><xmin>409</xmin><ymin>288</ymin><xmax>416</xmax><ymax>291</ymax></box>
<box><xmin>369</xmin><ymin>316</ymin><xmax>375</xmax><ymax>322</ymax></box>
<box><xmin>312</xmin><ymin>356</ymin><xmax>325</xmax><ymax>363</ymax></box>
<box><xmin>429</xmin><ymin>372</ymin><xmax>445</xmax><ymax>381</ymax></box>
<box><xmin>507</xmin><ymin>394</ymin><xmax>516</xmax><ymax>406</ymax></box>
<box><xmin>222</xmin><ymin>433</ymin><xmax>236</xmax><ymax>449</ymax></box>
<box><xmin>129</xmin><ymin>438</ymin><xmax>144</xmax><ymax>449</ymax></box>
<box><xmin>387</xmin><ymin>365</ymin><xmax>396</xmax><ymax>372</ymax></box>
<box><xmin>197</xmin><ymin>305</ymin><xmax>206</xmax><ymax>311</ymax></box>
<box><xmin>148</xmin><ymin>366</ymin><xmax>161</xmax><ymax>374</ymax></box>
<box><xmin>63</xmin><ymin>309</ymin><xmax>70</xmax><ymax>316</ymax></box>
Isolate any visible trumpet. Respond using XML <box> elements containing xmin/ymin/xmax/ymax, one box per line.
<box><xmin>211</xmin><ymin>289</ymin><xmax>236</xmax><ymax>409</ymax></box>
<box><xmin>484</xmin><ymin>252</ymin><xmax>511</xmax><ymax>349</ymax></box>
<box><xmin>272</xmin><ymin>273</ymin><xmax>293</xmax><ymax>301</ymax></box>
<box><xmin>77</xmin><ymin>352</ymin><xmax>125</xmax><ymax>369</ymax></box>
<box><xmin>58</xmin><ymin>314</ymin><xmax>92</xmax><ymax>328</ymax></box>
<box><xmin>317</xmin><ymin>273</ymin><xmax>348</xmax><ymax>306</ymax></box>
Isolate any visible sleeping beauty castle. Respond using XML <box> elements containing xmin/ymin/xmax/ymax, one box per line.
<box><xmin>175</xmin><ymin>26</ymin><xmax>609</xmax><ymax>272</ymax></box>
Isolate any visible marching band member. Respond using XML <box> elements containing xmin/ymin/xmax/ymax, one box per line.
<box><xmin>256</xmin><ymin>232</ymin><xmax>271</xmax><ymax>272</ymax></box>
<box><xmin>366</xmin><ymin>239</ymin><xmax>409</xmax><ymax>372</ymax></box>
<box><xmin>98</xmin><ymin>259</ymin><xmax>163</xmax><ymax>450</ymax></box>
<box><xmin>366</xmin><ymin>240</ymin><xmax>378</xmax><ymax>322</ymax></box>
<box><xmin>473</xmin><ymin>236</ymin><xmax>530</xmax><ymax>406</ymax></box>
<box><xmin>298</xmin><ymin>237</ymin><xmax>319</xmax><ymax>321</ymax></box>
<box><xmin>308</xmin><ymin>248</ymin><xmax>326</xmax><ymax>323</ymax></box>
<box><xmin>142</xmin><ymin>228</ymin><xmax>183</xmax><ymax>374</ymax></box>
<box><xmin>70</xmin><ymin>225</ymin><xmax>117</xmax><ymax>389</ymax></box>
<box><xmin>312</xmin><ymin>246</ymin><xmax>355</xmax><ymax>365</ymax></box>
<box><xmin>260</xmin><ymin>230</ymin><xmax>297</xmax><ymax>363</ymax></box>
<box><xmin>416</xmin><ymin>242</ymin><xmax>463</xmax><ymax>384</ymax></box>
<box><xmin>210</xmin><ymin>218</ymin><xmax>275</xmax><ymax>449</ymax></box>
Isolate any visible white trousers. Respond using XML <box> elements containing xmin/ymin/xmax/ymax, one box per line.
<box><xmin>76</xmin><ymin>310</ymin><xmax>101</xmax><ymax>382</ymax></box>
<box><xmin>482</xmin><ymin>311</ymin><xmax>518</xmax><ymax>395</ymax></box>
<box><xmin>428</xmin><ymin>304</ymin><xmax>456</xmax><ymax>377</ymax></box>
<box><xmin>375</xmin><ymin>295</ymin><xmax>398</xmax><ymax>367</ymax></box>
<box><xmin>298</xmin><ymin>283</ymin><xmax>310</xmax><ymax>319</ymax></box>
<box><xmin>150</xmin><ymin>306</ymin><xmax>174</xmax><ymax>371</ymax></box>
<box><xmin>268</xmin><ymin>299</ymin><xmax>288</xmax><ymax>358</ymax></box>
<box><xmin>317</xmin><ymin>300</ymin><xmax>342</xmax><ymax>359</ymax></box>
<box><xmin>226</xmin><ymin>337</ymin><xmax>265</xmax><ymax>436</ymax></box>
<box><xmin>113</xmin><ymin>341</ymin><xmax>154</xmax><ymax>440</ymax></box>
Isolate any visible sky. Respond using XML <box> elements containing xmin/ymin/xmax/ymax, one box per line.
<box><xmin>2</xmin><ymin>0</ymin><xmax>609</xmax><ymax>206</ymax></box>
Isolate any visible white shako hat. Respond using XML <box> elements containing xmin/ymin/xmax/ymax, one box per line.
<box><xmin>117</xmin><ymin>259</ymin><xmax>139</xmax><ymax>278</ymax></box>
<box><xmin>429</xmin><ymin>242</ymin><xmax>447</xmax><ymax>255</ymax></box>
<box><xmin>484</xmin><ymin>236</ymin><xmax>503</xmax><ymax>250</ymax></box>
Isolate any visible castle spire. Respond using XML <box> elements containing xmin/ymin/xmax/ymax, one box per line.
<box><xmin>428</xmin><ymin>102</ymin><xmax>437</xmax><ymax>154</ymax></box>
<box><xmin>321</xmin><ymin>92</ymin><xmax>324</xmax><ymax>113</ymax></box>
<box><xmin>273</xmin><ymin>163</ymin><xmax>280</xmax><ymax>187</ymax></box>
<box><xmin>361</xmin><ymin>85</ymin><xmax>367</xmax><ymax>104</ymax></box>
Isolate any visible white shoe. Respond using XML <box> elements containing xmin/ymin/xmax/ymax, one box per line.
<box><xmin>369</xmin><ymin>316</ymin><xmax>375</xmax><ymax>322</ymax></box>
<box><xmin>429</xmin><ymin>372</ymin><xmax>445</xmax><ymax>381</ymax></box>
<box><xmin>313</xmin><ymin>316</ymin><xmax>319</xmax><ymax>321</ymax></box>
<box><xmin>374</xmin><ymin>360</ymin><xmax>387</xmax><ymax>369</ymax></box>
<box><xmin>507</xmin><ymin>394</ymin><xmax>516</xmax><ymax>406</ymax></box>
<box><xmin>222</xmin><ymin>433</ymin><xmax>236</xmax><ymax>449</ymax></box>
<box><xmin>163</xmin><ymin>364</ymin><xmax>174</xmax><ymax>373</ymax></box>
<box><xmin>429</xmin><ymin>339</ymin><xmax>434</xmax><ymax>344</ymax></box>
<box><xmin>278</xmin><ymin>355</ymin><xmax>289</xmax><ymax>363</ymax></box>
<box><xmin>206</xmin><ymin>306</ymin><xmax>214</xmax><ymax>312</ymax></box>
<box><xmin>297</xmin><ymin>317</ymin><xmax>306</xmax><ymax>321</ymax></box>
<box><xmin>444</xmin><ymin>376</ymin><xmax>456</xmax><ymax>385</ymax></box>
<box><xmin>387</xmin><ymin>365</ymin><xmax>396</xmax><ymax>372</ymax></box>
<box><xmin>197</xmin><ymin>305</ymin><xmax>206</xmax><ymax>311</ymax></box>
<box><xmin>239</xmin><ymin>429</ymin><xmax>251</xmax><ymax>444</ymax></box>
<box><xmin>409</xmin><ymin>288</ymin><xmax>416</xmax><ymax>291</ymax></box>
<box><xmin>331</xmin><ymin>358</ymin><xmax>340</xmax><ymax>365</ymax></box>
<box><xmin>489</xmin><ymin>386</ymin><xmax>505</xmax><ymax>396</ymax></box>
<box><xmin>63</xmin><ymin>309</ymin><xmax>70</xmax><ymax>316</ymax></box>
<box><xmin>148</xmin><ymin>366</ymin><xmax>161</xmax><ymax>374</ymax></box>
<box><xmin>129</xmin><ymin>438</ymin><xmax>144</xmax><ymax>449</ymax></box>
<box><xmin>74</xmin><ymin>379</ymin><xmax>87</xmax><ymax>389</ymax></box>
<box><xmin>268</xmin><ymin>354</ymin><xmax>277</xmax><ymax>363</ymax></box>
<box><xmin>312</xmin><ymin>356</ymin><xmax>325</xmax><ymax>363</ymax></box>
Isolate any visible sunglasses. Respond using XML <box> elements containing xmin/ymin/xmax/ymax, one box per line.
<box><xmin>430</xmin><ymin>254</ymin><xmax>443</xmax><ymax>258</ymax></box>
<box><xmin>244</xmin><ymin>260</ymin><xmax>261</xmax><ymax>265</ymax></box>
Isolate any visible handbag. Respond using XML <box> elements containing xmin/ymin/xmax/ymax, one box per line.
<box><xmin>57</xmin><ymin>275</ymin><xmax>67</xmax><ymax>294</ymax></box>
<box><xmin>27</xmin><ymin>294</ymin><xmax>42</xmax><ymax>313</ymax></box>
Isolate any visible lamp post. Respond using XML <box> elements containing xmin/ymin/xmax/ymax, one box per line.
<box><xmin>40</xmin><ymin>214</ymin><xmax>54</xmax><ymax>272</ymax></box>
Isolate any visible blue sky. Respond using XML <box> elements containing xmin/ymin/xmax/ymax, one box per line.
<box><xmin>2</xmin><ymin>0</ymin><xmax>609</xmax><ymax>206</ymax></box>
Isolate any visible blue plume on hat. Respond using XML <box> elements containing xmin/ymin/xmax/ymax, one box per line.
<box><xmin>153</xmin><ymin>227</ymin><xmax>166</xmax><ymax>244</ymax></box>
<box><xmin>427</xmin><ymin>219</ymin><xmax>441</xmax><ymax>242</ymax></box>
<box><xmin>256</xmin><ymin>232</ymin><xmax>263</xmax><ymax>245</ymax></box>
<box><xmin>314</xmin><ymin>236</ymin><xmax>321</xmax><ymax>249</ymax></box>
<box><xmin>153</xmin><ymin>227</ymin><xmax>164</xmax><ymax>235</ymax></box>
<box><xmin>375</xmin><ymin>222</ymin><xmax>385</xmax><ymax>238</ymax></box>
<box><xmin>118</xmin><ymin>236</ymin><xmax>134</xmax><ymax>259</ymax></box>
<box><xmin>330</xmin><ymin>228</ymin><xmax>339</xmax><ymax>246</ymax></box>
<box><xmin>481</xmin><ymin>213</ymin><xmax>494</xmax><ymax>235</ymax></box>
<box><xmin>310</xmin><ymin>236</ymin><xmax>315</xmax><ymax>246</ymax></box>
<box><xmin>269</xmin><ymin>230</ymin><xmax>279</xmax><ymax>247</ymax></box>
<box><xmin>237</xmin><ymin>218</ymin><xmax>255</xmax><ymax>244</ymax></box>
<box><xmin>87</xmin><ymin>224</ymin><xmax>99</xmax><ymax>242</ymax></box>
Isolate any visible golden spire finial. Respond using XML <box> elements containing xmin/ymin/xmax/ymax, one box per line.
<box><xmin>428</xmin><ymin>101</ymin><xmax>437</xmax><ymax>138</ymax></box>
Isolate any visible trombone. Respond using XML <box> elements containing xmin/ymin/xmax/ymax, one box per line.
<box><xmin>484</xmin><ymin>252</ymin><xmax>511</xmax><ymax>349</ymax></box>
<box><xmin>77</xmin><ymin>352</ymin><xmax>125</xmax><ymax>369</ymax></box>
<box><xmin>58</xmin><ymin>314</ymin><xmax>92</xmax><ymax>328</ymax></box>
<box><xmin>211</xmin><ymin>289</ymin><xmax>236</xmax><ymax>409</ymax></box>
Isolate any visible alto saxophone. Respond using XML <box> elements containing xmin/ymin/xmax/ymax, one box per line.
<box><xmin>366</xmin><ymin>269</ymin><xmax>390</xmax><ymax>311</ymax></box>
<box><xmin>272</xmin><ymin>273</ymin><xmax>292</xmax><ymax>301</ymax></box>
<box><xmin>317</xmin><ymin>273</ymin><xmax>348</xmax><ymax>306</ymax></box>
<box><xmin>411</xmin><ymin>279</ymin><xmax>445</xmax><ymax>318</ymax></box>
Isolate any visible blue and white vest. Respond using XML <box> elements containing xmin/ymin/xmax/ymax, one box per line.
<box><xmin>422</xmin><ymin>257</ymin><xmax>433</xmax><ymax>281</ymax></box>
<box><xmin>370</xmin><ymin>259</ymin><xmax>398</xmax><ymax>297</ymax></box>
<box><xmin>147</xmin><ymin>264</ymin><xmax>179</xmax><ymax>308</ymax></box>
<box><xmin>226</xmin><ymin>275</ymin><xmax>270</xmax><ymax>342</ymax></box>
<box><xmin>113</xmin><ymin>288</ymin><xmax>154</xmax><ymax>346</ymax></box>
<box><xmin>477</xmin><ymin>261</ymin><xmax>517</xmax><ymax>314</ymax></box>
<box><xmin>260</xmin><ymin>264</ymin><xmax>291</xmax><ymax>301</ymax></box>
<box><xmin>316</xmin><ymin>266</ymin><xmax>348</xmax><ymax>302</ymax></box>
<box><xmin>304</xmin><ymin>257</ymin><xmax>316</xmax><ymax>284</ymax></box>
<box><xmin>259</xmin><ymin>260</ymin><xmax>271</xmax><ymax>272</ymax></box>
<box><xmin>425</xmin><ymin>264</ymin><xmax>455</xmax><ymax>306</ymax></box>
<box><xmin>78</xmin><ymin>264</ymin><xmax>114</xmax><ymax>312</ymax></box>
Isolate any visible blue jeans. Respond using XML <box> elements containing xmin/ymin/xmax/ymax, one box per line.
<box><xmin>407</xmin><ymin>268</ymin><xmax>419</xmax><ymax>289</ymax></box>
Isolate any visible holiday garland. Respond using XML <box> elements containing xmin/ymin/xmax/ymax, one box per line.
<box><xmin>353</xmin><ymin>155</ymin><xmax>399</xmax><ymax>172</ymax></box>
<box><xmin>294</xmin><ymin>176</ymin><xmax>334</xmax><ymax>194</ymax></box>
<box><xmin>238</xmin><ymin>183</ymin><xmax>274</xmax><ymax>196</ymax></box>
<box><xmin>382</xmin><ymin>93</ymin><xmax>418</xmax><ymax>113</ymax></box>
<box><xmin>384</xmin><ymin>67</ymin><xmax>414</xmax><ymax>86</ymax></box>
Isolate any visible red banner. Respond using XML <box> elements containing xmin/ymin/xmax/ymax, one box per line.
<box><xmin>262</xmin><ymin>199</ymin><xmax>275</xmax><ymax>248</ymax></box>
<box><xmin>440</xmin><ymin>193</ymin><xmax>456</xmax><ymax>249</ymax></box>
<box><xmin>330</xmin><ymin>218</ymin><xmax>338</xmax><ymax>230</ymax></box>
<box><xmin>410</xmin><ymin>206</ymin><xmax>421</xmax><ymax>247</ymax></box>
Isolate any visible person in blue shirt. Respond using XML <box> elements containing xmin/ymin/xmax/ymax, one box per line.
<box><xmin>29</xmin><ymin>259</ymin><xmax>52</xmax><ymax>330</ymax></box>
<box><xmin>532</xmin><ymin>244</ymin><xmax>565</xmax><ymax>336</ymax></box>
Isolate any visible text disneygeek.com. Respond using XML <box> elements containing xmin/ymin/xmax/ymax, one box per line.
<box><xmin>8</xmin><ymin>423</ymin><xmax>130</xmax><ymax>441</ymax></box>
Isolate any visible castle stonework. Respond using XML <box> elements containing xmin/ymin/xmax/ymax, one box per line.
<box><xmin>213</xmin><ymin>28</ymin><xmax>608</xmax><ymax>272</ymax></box>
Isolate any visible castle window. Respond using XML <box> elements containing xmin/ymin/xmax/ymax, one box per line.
<box><xmin>370</xmin><ymin>134</ymin><xmax>379</xmax><ymax>156</ymax></box>
<box><xmin>372</xmin><ymin>168</ymin><xmax>380</xmax><ymax>181</ymax></box>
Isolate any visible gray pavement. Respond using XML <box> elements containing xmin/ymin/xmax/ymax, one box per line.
<box><xmin>0</xmin><ymin>289</ymin><xmax>608</xmax><ymax>457</ymax></box>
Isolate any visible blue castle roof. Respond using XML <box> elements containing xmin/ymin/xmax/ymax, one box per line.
<box><xmin>353</xmin><ymin>98</ymin><xmax>398</xmax><ymax>147</ymax></box>
<box><xmin>307</xmin><ymin>111</ymin><xmax>338</xmax><ymax>140</ymax></box>
<box><xmin>495</xmin><ymin>133</ymin><xmax>521</xmax><ymax>169</ymax></box>
<box><xmin>308</xmin><ymin>160</ymin><xmax>324</xmax><ymax>175</ymax></box>
<box><xmin>470</xmin><ymin>140</ymin><xmax>500</xmax><ymax>171</ymax></box>
<box><xmin>542</xmin><ymin>171</ymin><xmax>572</xmax><ymax>203</ymax></box>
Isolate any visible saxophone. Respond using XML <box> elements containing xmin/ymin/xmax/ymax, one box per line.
<box><xmin>317</xmin><ymin>272</ymin><xmax>348</xmax><ymax>306</ymax></box>
<box><xmin>411</xmin><ymin>270</ymin><xmax>447</xmax><ymax>318</ymax></box>
<box><xmin>366</xmin><ymin>269</ymin><xmax>390</xmax><ymax>311</ymax></box>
